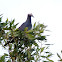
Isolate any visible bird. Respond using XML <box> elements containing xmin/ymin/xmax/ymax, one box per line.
<box><xmin>4</xmin><ymin>13</ymin><xmax>34</xmax><ymax>46</ymax></box>
<box><xmin>18</xmin><ymin>13</ymin><xmax>33</xmax><ymax>31</ymax></box>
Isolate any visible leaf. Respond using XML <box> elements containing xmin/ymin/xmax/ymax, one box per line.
<box><xmin>41</xmin><ymin>56</ymin><xmax>46</xmax><ymax>58</ymax></box>
<box><xmin>30</xmin><ymin>49</ymin><xmax>35</xmax><ymax>52</ymax></box>
<box><xmin>0</xmin><ymin>56</ymin><xmax>5</xmax><ymax>62</ymax></box>
<box><xmin>10</xmin><ymin>22</ymin><xmax>12</xmax><ymax>29</ymax></box>
<box><xmin>36</xmin><ymin>36</ymin><xmax>46</xmax><ymax>40</ymax></box>
<box><xmin>33</xmin><ymin>22</ymin><xmax>36</xmax><ymax>28</ymax></box>
<box><xmin>37</xmin><ymin>47</ymin><xmax>40</xmax><ymax>51</ymax></box>
<box><xmin>47</xmin><ymin>53</ymin><xmax>53</xmax><ymax>58</ymax></box>
<box><xmin>12</xmin><ymin>23</ymin><xmax>19</xmax><ymax>29</ymax></box>
<box><xmin>34</xmin><ymin>43</ymin><xmax>38</xmax><ymax>46</ymax></box>
<box><xmin>46</xmin><ymin>58</ymin><xmax>54</xmax><ymax>62</ymax></box>
<box><xmin>0</xmin><ymin>18</ymin><xmax>2</xmax><ymax>22</ymax></box>
<box><xmin>40</xmin><ymin>29</ymin><xmax>44</xmax><ymax>33</ymax></box>
<box><xmin>3</xmin><ymin>27</ymin><xmax>11</xmax><ymax>30</ymax></box>
<box><xmin>10</xmin><ymin>19</ymin><xmax>15</xmax><ymax>26</ymax></box>
<box><xmin>6</xmin><ymin>18</ymin><xmax>8</xmax><ymax>23</ymax></box>
<box><xmin>7</xmin><ymin>59</ymin><xmax>11</xmax><ymax>62</ymax></box>
<box><xmin>41</xmin><ymin>47</ymin><xmax>45</xmax><ymax>52</ymax></box>
<box><xmin>28</xmin><ymin>51</ymin><xmax>31</xmax><ymax>58</ymax></box>
<box><xmin>26</xmin><ymin>30</ymin><xmax>33</xmax><ymax>34</ymax></box>
<box><xmin>35</xmin><ymin>25</ymin><xmax>40</xmax><ymax>30</ymax></box>
<box><xmin>12</xmin><ymin>19</ymin><xmax>15</xmax><ymax>24</ymax></box>
<box><xmin>1</xmin><ymin>23</ymin><xmax>6</xmax><ymax>27</ymax></box>
<box><xmin>57</xmin><ymin>53</ymin><xmax>61</xmax><ymax>59</ymax></box>
<box><xmin>24</xmin><ymin>27</ymin><xmax>28</xmax><ymax>31</ymax></box>
<box><xmin>45</xmin><ymin>52</ymin><xmax>50</xmax><ymax>53</ymax></box>
<box><xmin>31</xmin><ymin>57</ymin><xmax>34</xmax><ymax>60</ymax></box>
<box><xmin>0</xmin><ymin>60</ymin><xmax>2</xmax><ymax>62</ymax></box>
<box><xmin>4</xmin><ymin>53</ymin><xmax>8</xmax><ymax>56</ymax></box>
<box><xmin>40</xmin><ymin>24</ymin><xmax>46</xmax><ymax>28</ymax></box>
<box><xmin>59</xmin><ymin>59</ymin><xmax>62</xmax><ymax>61</ymax></box>
<box><xmin>27</xmin><ymin>34</ymin><xmax>35</xmax><ymax>39</ymax></box>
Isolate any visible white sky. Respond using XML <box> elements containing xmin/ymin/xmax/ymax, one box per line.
<box><xmin>0</xmin><ymin>0</ymin><xmax>62</xmax><ymax>61</ymax></box>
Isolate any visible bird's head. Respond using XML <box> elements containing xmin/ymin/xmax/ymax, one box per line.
<box><xmin>28</xmin><ymin>13</ymin><xmax>34</xmax><ymax>17</ymax></box>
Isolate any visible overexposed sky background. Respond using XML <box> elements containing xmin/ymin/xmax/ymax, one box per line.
<box><xmin>0</xmin><ymin>0</ymin><xmax>62</xmax><ymax>61</ymax></box>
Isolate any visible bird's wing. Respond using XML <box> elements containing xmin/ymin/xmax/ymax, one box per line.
<box><xmin>19</xmin><ymin>22</ymin><xmax>27</xmax><ymax>31</ymax></box>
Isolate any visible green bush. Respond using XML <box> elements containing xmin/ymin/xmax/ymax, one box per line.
<box><xmin>0</xmin><ymin>16</ymin><xmax>54</xmax><ymax>62</ymax></box>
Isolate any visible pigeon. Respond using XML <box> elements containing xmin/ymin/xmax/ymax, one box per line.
<box><xmin>4</xmin><ymin>13</ymin><xmax>34</xmax><ymax>46</ymax></box>
<box><xmin>19</xmin><ymin>13</ymin><xmax>34</xmax><ymax>31</ymax></box>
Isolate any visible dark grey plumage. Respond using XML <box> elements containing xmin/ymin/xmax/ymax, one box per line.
<box><xmin>19</xmin><ymin>14</ymin><xmax>33</xmax><ymax>31</ymax></box>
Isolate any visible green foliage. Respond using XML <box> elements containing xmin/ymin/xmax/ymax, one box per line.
<box><xmin>0</xmin><ymin>15</ymin><xmax>53</xmax><ymax>62</ymax></box>
<box><xmin>0</xmin><ymin>53</ymin><xmax>8</xmax><ymax>62</ymax></box>
<box><xmin>57</xmin><ymin>50</ymin><xmax>62</xmax><ymax>61</ymax></box>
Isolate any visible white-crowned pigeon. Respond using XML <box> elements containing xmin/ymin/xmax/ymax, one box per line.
<box><xmin>19</xmin><ymin>13</ymin><xmax>33</xmax><ymax>31</ymax></box>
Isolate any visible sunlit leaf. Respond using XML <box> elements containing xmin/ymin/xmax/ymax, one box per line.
<box><xmin>41</xmin><ymin>47</ymin><xmax>45</xmax><ymax>52</ymax></box>
<box><xmin>27</xmin><ymin>34</ymin><xmax>35</xmax><ymax>39</ymax></box>
<box><xmin>24</xmin><ymin>27</ymin><xmax>28</xmax><ymax>31</ymax></box>
<box><xmin>40</xmin><ymin>29</ymin><xmax>44</xmax><ymax>33</ymax></box>
<box><xmin>6</xmin><ymin>18</ymin><xmax>8</xmax><ymax>23</ymax></box>
<box><xmin>33</xmin><ymin>22</ymin><xmax>36</xmax><ymax>29</ymax></box>
<box><xmin>11</xmin><ymin>19</ymin><xmax>15</xmax><ymax>25</ymax></box>
<box><xmin>46</xmin><ymin>53</ymin><xmax>53</xmax><ymax>58</ymax></box>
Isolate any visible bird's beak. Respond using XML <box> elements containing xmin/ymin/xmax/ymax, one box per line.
<box><xmin>32</xmin><ymin>15</ymin><xmax>34</xmax><ymax>17</ymax></box>
<box><xmin>28</xmin><ymin>13</ymin><xmax>34</xmax><ymax>17</ymax></box>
